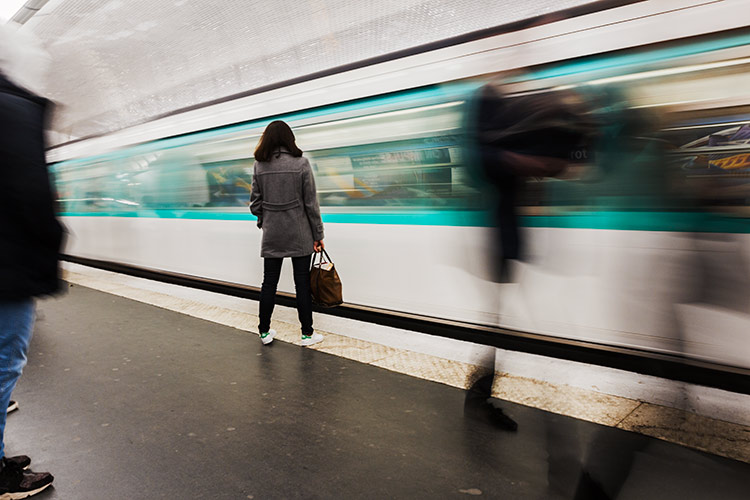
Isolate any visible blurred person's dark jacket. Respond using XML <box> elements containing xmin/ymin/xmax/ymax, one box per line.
<box><xmin>0</xmin><ymin>72</ymin><xmax>63</xmax><ymax>299</ymax></box>
<box><xmin>476</xmin><ymin>85</ymin><xmax>593</xmax><ymax>178</ymax></box>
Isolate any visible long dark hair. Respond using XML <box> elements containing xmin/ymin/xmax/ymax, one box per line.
<box><xmin>253</xmin><ymin>120</ymin><xmax>303</xmax><ymax>162</ymax></box>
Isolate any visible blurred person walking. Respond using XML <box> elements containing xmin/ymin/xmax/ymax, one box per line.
<box><xmin>464</xmin><ymin>81</ymin><xmax>596</xmax><ymax>433</ymax></box>
<box><xmin>0</xmin><ymin>22</ymin><xmax>62</xmax><ymax>498</ymax></box>
<box><xmin>250</xmin><ymin>120</ymin><xmax>325</xmax><ymax>347</ymax></box>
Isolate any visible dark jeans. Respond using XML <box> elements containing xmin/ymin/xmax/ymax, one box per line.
<box><xmin>0</xmin><ymin>299</ymin><xmax>34</xmax><ymax>458</ymax></box>
<box><xmin>259</xmin><ymin>255</ymin><xmax>313</xmax><ymax>336</ymax></box>
<box><xmin>493</xmin><ymin>173</ymin><xmax>522</xmax><ymax>262</ymax></box>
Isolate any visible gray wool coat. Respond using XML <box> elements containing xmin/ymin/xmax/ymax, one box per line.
<box><xmin>249</xmin><ymin>149</ymin><xmax>324</xmax><ymax>258</ymax></box>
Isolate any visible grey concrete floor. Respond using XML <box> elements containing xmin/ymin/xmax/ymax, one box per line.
<box><xmin>6</xmin><ymin>284</ymin><xmax>750</xmax><ymax>499</ymax></box>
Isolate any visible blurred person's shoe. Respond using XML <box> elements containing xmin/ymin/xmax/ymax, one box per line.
<box><xmin>301</xmin><ymin>332</ymin><xmax>324</xmax><ymax>346</ymax></box>
<box><xmin>482</xmin><ymin>399</ymin><xmax>518</xmax><ymax>432</ymax></box>
<box><xmin>467</xmin><ymin>373</ymin><xmax>494</xmax><ymax>398</ymax></box>
<box><xmin>6</xmin><ymin>401</ymin><xmax>17</xmax><ymax>414</ymax></box>
<box><xmin>4</xmin><ymin>456</ymin><xmax>30</xmax><ymax>470</ymax></box>
<box><xmin>465</xmin><ymin>397</ymin><xmax>518</xmax><ymax>432</ymax></box>
<box><xmin>464</xmin><ymin>375</ymin><xmax>518</xmax><ymax>432</ymax></box>
<box><xmin>260</xmin><ymin>329</ymin><xmax>276</xmax><ymax>345</ymax></box>
<box><xmin>0</xmin><ymin>457</ymin><xmax>53</xmax><ymax>498</ymax></box>
<box><xmin>573</xmin><ymin>470</ymin><xmax>611</xmax><ymax>500</ymax></box>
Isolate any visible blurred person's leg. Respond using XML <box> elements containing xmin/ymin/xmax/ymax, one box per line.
<box><xmin>545</xmin><ymin>413</ymin><xmax>584</xmax><ymax>498</ymax></box>
<box><xmin>491</xmin><ymin>174</ymin><xmax>522</xmax><ymax>282</ymax></box>
<box><xmin>259</xmin><ymin>258</ymin><xmax>283</xmax><ymax>335</ymax></box>
<box><xmin>464</xmin><ymin>348</ymin><xmax>517</xmax><ymax>432</ymax></box>
<box><xmin>0</xmin><ymin>299</ymin><xmax>34</xmax><ymax>459</ymax></box>
<box><xmin>497</xmin><ymin>175</ymin><xmax>521</xmax><ymax>259</ymax></box>
<box><xmin>574</xmin><ymin>429</ymin><xmax>649</xmax><ymax>500</ymax></box>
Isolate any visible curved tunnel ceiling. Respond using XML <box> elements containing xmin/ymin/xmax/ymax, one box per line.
<box><xmin>23</xmin><ymin>0</ymin><xmax>599</xmax><ymax>144</ymax></box>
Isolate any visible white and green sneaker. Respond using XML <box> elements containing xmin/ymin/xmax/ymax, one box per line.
<box><xmin>301</xmin><ymin>332</ymin><xmax>324</xmax><ymax>346</ymax></box>
<box><xmin>260</xmin><ymin>329</ymin><xmax>276</xmax><ymax>345</ymax></box>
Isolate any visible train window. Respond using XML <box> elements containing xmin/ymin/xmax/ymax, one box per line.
<box><xmin>53</xmin><ymin>99</ymin><xmax>483</xmax><ymax>214</ymax></box>
<box><xmin>504</xmin><ymin>48</ymin><xmax>750</xmax><ymax>215</ymax></box>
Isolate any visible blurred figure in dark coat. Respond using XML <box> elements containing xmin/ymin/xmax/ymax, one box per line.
<box><xmin>0</xmin><ymin>22</ymin><xmax>61</xmax><ymax>498</ymax></box>
<box><xmin>463</xmin><ymin>82</ymin><xmax>596</xmax><ymax>433</ymax></box>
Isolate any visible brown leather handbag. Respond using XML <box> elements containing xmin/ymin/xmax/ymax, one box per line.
<box><xmin>310</xmin><ymin>249</ymin><xmax>343</xmax><ymax>307</ymax></box>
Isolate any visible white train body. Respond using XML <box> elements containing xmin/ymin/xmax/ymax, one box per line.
<box><xmin>50</xmin><ymin>0</ymin><xmax>750</xmax><ymax>370</ymax></box>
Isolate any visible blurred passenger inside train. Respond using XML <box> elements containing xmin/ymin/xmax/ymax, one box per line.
<box><xmin>250</xmin><ymin>120</ymin><xmax>325</xmax><ymax>347</ymax></box>
<box><xmin>0</xmin><ymin>22</ymin><xmax>60</xmax><ymax>498</ymax></box>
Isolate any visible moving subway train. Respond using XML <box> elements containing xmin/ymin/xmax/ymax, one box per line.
<box><xmin>48</xmin><ymin>1</ymin><xmax>750</xmax><ymax>371</ymax></box>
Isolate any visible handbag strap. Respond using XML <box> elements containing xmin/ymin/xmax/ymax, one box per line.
<box><xmin>321</xmin><ymin>249</ymin><xmax>333</xmax><ymax>263</ymax></box>
<box><xmin>310</xmin><ymin>249</ymin><xmax>333</xmax><ymax>270</ymax></box>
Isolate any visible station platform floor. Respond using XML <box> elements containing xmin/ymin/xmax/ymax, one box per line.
<box><xmin>7</xmin><ymin>264</ymin><xmax>750</xmax><ymax>499</ymax></box>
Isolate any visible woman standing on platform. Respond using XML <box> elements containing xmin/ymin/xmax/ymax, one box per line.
<box><xmin>249</xmin><ymin>120</ymin><xmax>325</xmax><ymax>346</ymax></box>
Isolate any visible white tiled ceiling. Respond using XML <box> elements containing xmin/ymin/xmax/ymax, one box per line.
<box><xmin>24</xmin><ymin>0</ymin><xmax>598</xmax><ymax>143</ymax></box>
